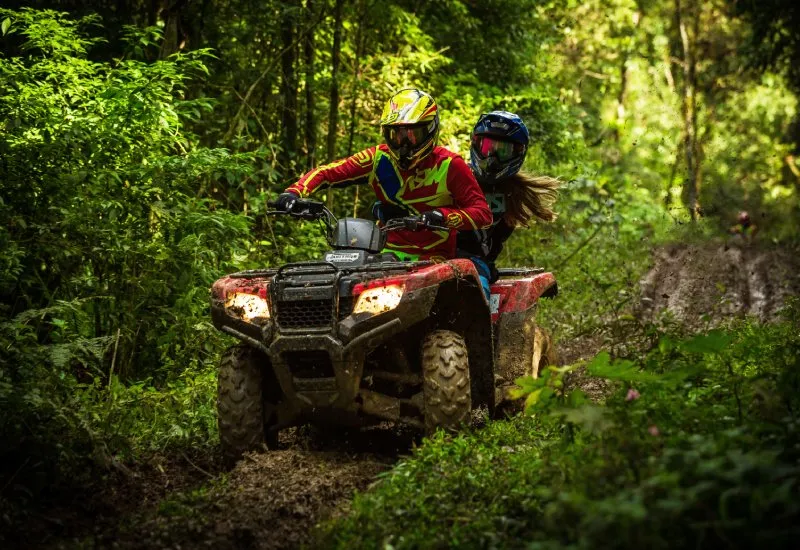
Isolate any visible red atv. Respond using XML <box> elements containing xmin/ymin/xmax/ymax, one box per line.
<box><xmin>211</xmin><ymin>199</ymin><xmax>557</xmax><ymax>462</ymax></box>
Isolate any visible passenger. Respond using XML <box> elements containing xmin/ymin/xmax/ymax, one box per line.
<box><xmin>275</xmin><ymin>88</ymin><xmax>492</xmax><ymax>262</ymax></box>
<box><xmin>458</xmin><ymin>111</ymin><xmax>560</xmax><ymax>299</ymax></box>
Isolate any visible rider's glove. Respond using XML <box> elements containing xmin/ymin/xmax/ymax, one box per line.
<box><xmin>420</xmin><ymin>209</ymin><xmax>445</xmax><ymax>228</ymax></box>
<box><xmin>275</xmin><ymin>191</ymin><xmax>300</xmax><ymax>212</ymax></box>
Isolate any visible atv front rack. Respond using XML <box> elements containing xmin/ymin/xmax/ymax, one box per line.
<box><xmin>227</xmin><ymin>260</ymin><xmax>433</xmax><ymax>279</ymax></box>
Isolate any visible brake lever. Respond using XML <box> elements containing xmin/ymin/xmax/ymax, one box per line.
<box><xmin>403</xmin><ymin>218</ymin><xmax>451</xmax><ymax>232</ymax></box>
<box><xmin>402</xmin><ymin>217</ymin><xmax>423</xmax><ymax>231</ymax></box>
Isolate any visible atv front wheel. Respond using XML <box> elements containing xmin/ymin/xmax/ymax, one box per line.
<box><xmin>421</xmin><ymin>330</ymin><xmax>471</xmax><ymax>433</ymax></box>
<box><xmin>217</xmin><ymin>344</ymin><xmax>273</xmax><ymax>465</ymax></box>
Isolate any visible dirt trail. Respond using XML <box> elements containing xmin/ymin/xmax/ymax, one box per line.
<box><xmin>96</xmin><ymin>427</ymin><xmax>413</xmax><ymax>550</ymax></box>
<box><xmin>638</xmin><ymin>242</ymin><xmax>800</xmax><ymax>327</ymax></box>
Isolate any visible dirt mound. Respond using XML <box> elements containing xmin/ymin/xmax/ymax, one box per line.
<box><xmin>122</xmin><ymin>451</ymin><xmax>386</xmax><ymax>550</ymax></box>
<box><xmin>102</xmin><ymin>426</ymin><xmax>413</xmax><ymax>550</ymax></box>
<box><xmin>638</xmin><ymin>242</ymin><xmax>800</xmax><ymax>327</ymax></box>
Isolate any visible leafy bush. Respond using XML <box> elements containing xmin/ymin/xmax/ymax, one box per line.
<box><xmin>319</xmin><ymin>303</ymin><xmax>800</xmax><ymax>549</ymax></box>
<box><xmin>0</xmin><ymin>8</ymin><xmax>268</xmax><ymax>513</ymax></box>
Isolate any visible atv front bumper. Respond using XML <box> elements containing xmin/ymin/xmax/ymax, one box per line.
<box><xmin>211</xmin><ymin>284</ymin><xmax>438</xmax><ymax>426</ymax></box>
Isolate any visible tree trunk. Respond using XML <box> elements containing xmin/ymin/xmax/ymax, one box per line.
<box><xmin>280</xmin><ymin>4</ymin><xmax>299</xmax><ymax>172</ymax></box>
<box><xmin>325</xmin><ymin>0</ymin><xmax>345</xmax><ymax>209</ymax></box>
<box><xmin>159</xmin><ymin>0</ymin><xmax>189</xmax><ymax>58</ymax></box>
<box><xmin>304</xmin><ymin>0</ymin><xmax>317</xmax><ymax>169</ymax></box>
<box><xmin>675</xmin><ymin>0</ymin><xmax>700</xmax><ymax>221</ymax></box>
<box><xmin>348</xmin><ymin>0</ymin><xmax>368</xmax><ymax>217</ymax></box>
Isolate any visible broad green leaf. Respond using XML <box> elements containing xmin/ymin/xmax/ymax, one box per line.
<box><xmin>588</xmin><ymin>351</ymin><xmax>610</xmax><ymax>371</ymax></box>
<box><xmin>587</xmin><ymin>353</ymin><xmax>662</xmax><ymax>383</ymax></box>
<box><xmin>680</xmin><ymin>330</ymin><xmax>732</xmax><ymax>355</ymax></box>
<box><xmin>1</xmin><ymin>18</ymin><xmax>10</xmax><ymax>36</ymax></box>
<box><xmin>557</xmin><ymin>404</ymin><xmax>614</xmax><ymax>434</ymax></box>
<box><xmin>566</xmin><ymin>389</ymin><xmax>588</xmax><ymax>407</ymax></box>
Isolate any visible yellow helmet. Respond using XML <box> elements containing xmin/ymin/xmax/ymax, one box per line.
<box><xmin>380</xmin><ymin>88</ymin><xmax>439</xmax><ymax>170</ymax></box>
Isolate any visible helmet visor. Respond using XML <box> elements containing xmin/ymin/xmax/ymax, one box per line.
<box><xmin>472</xmin><ymin>135</ymin><xmax>524</xmax><ymax>162</ymax></box>
<box><xmin>383</xmin><ymin>123</ymin><xmax>431</xmax><ymax>150</ymax></box>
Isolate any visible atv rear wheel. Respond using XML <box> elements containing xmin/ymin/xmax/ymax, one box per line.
<box><xmin>217</xmin><ymin>344</ymin><xmax>276</xmax><ymax>465</ymax></box>
<box><xmin>421</xmin><ymin>330</ymin><xmax>471</xmax><ymax>433</ymax></box>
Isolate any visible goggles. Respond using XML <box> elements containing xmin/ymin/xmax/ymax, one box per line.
<box><xmin>383</xmin><ymin>123</ymin><xmax>432</xmax><ymax>150</ymax></box>
<box><xmin>472</xmin><ymin>135</ymin><xmax>524</xmax><ymax>162</ymax></box>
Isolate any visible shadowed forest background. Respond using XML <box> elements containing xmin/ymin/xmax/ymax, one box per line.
<box><xmin>1</xmin><ymin>1</ymin><xmax>800</xmax><ymax>548</ymax></box>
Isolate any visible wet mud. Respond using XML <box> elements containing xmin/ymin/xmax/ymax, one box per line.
<box><xmin>638</xmin><ymin>242</ymin><xmax>800</xmax><ymax>327</ymax></box>
<box><xmin>92</xmin><ymin>427</ymin><xmax>415</xmax><ymax>550</ymax></box>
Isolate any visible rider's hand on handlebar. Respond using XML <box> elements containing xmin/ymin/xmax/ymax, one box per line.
<box><xmin>398</xmin><ymin>210</ymin><xmax>447</xmax><ymax>231</ymax></box>
<box><xmin>274</xmin><ymin>191</ymin><xmax>300</xmax><ymax>213</ymax></box>
<box><xmin>420</xmin><ymin>210</ymin><xmax>445</xmax><ymax>228</ymax></box>
<box><xmin>371</xmin><ymin>200</ymin><xmax>386</xmax><ymax>223</ymax></box>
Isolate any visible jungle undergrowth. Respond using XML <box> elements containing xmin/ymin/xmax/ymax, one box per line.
<box><xmin>319</xmin><ymin>300</ymin><xmax>800</xmax><ymax>549</ymax></box>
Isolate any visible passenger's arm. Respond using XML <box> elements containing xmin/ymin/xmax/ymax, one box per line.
<box><xmin>485</xmin><ymin>219</ymin><xmax>515</xmax><ymax>263</ymax></box>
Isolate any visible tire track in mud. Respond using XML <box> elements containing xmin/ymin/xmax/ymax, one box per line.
<box><xmin>638</xmin><ymin>243</ymin><xmax>800</xmax><ymax>327</ymax></box>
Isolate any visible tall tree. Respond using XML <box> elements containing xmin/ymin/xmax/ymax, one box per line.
<box><xmin>675</xmin><ymin>0</ymin><xmax>700</xmax><ymax>220</ymax></box>
<box><xmin>325</xmin><ymin>0</ymin><xmax>344</xmax><ymax>208</ymax></box>
<box><xmin>303</xmin><ymin>0</ymin><xmax>317</xmax><ymax>169</ymax></box>
<box><xmin>280</xmin><ymin>3</ymin><xmax>299</xmax><ymax>171</ymax></box>
<box><xmin>159</xmin><ymin>0</ymin><xmax>190</xmax><ymax>58</ymax></box>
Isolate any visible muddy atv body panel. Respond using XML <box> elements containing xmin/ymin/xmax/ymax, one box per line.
<box><xmin>490</xmin><ymin>269</ymin><xmax>558</xmax><ymax>389</ymax></box>
<box><xmin>212</xmin><ymin>258</ymin><xmax>494</xmax><ymax>427</ymax></box>
<box><xmin>210</xmin><ymin>201</ymin><xmax>556</xmax><ymax>461</ymax></box>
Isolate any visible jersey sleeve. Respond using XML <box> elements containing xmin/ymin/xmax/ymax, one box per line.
<box><xmin>286</xmin><ymin>147</ymin><xmax>375</xmax><ymax>197</ymax></box>
<box><xmin>437</xmin><ymin>155</ymin><xmax>493</xmax><ymax>230</ymax></box>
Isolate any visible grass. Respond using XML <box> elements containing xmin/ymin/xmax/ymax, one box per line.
<box><xmin>318</xmin><ymin>307</ymin><xmax>800</xmax><ymax>549</ymax></box>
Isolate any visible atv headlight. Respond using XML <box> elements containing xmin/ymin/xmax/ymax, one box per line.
<box><xmin>353</xmin><ymin>284</ymin><xmax>404</xmax><ymax>315</ymax></box>
<box><xmin>225</xmin><ymin>292</ymin><xmax>271</xmax><ymax>322</ymax></box>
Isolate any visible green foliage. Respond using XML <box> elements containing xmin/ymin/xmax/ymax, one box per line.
<box><xmin>0</xmin><ymin>8</ymin><xmax>267</xmax><ymax>509</ymax></box>
<box><xmin>0</xmin><ymin>2</ymin><xmax>799</xmax><ymax>542</ymax></box>
<box><xmin>320</xmin><ymin>305</ymin><xmax>800</xmax><ymax>548</ymax></box>
<box><xmin>514</xmin><ymin>171</ymin><xmax>666</xmax><ymax>340</ymax></box>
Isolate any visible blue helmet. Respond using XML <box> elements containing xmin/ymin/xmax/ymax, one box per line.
<box><xmin>469</xmin><ymin>111</ymin><xmax>530</xmax><ymax>184</ymax></box>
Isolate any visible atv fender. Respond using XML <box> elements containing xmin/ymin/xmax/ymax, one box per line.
<box><xmin>489</xmin><ymin>272</ymin><xmax>557</xmax><ymax>322</ymax></box>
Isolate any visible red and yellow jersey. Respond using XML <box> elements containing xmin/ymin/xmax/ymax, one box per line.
<box><xmin>287</xmin><ymin>145</ymin><xmax>492</xmax><ymax>259</ymax></box>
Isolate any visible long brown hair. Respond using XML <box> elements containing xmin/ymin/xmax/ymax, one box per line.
<box><xmin>495</xmin><ymin>172</ymin><xmax>560</xmax><ymax>227</ymax></box>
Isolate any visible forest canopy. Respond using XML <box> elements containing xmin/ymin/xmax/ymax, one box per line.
<box><xmin>1</xmin><ymin>0</ymin><xmax>799</xmax><ymax>545</ymax></box>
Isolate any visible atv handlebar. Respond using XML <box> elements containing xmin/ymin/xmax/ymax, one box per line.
<box><xmin>380</xmin><ymin>216</ymin><xmax>450</xmax><ymax>233</ymax></box>
<box><xmin>267</xmin><ymin>198</ymin><xmax>333</xmax><ymax>221</ymax></box>
<box><xmin>268</xmin><ymin>198</ymin><xmax>449</xmax><ymax>233</ymax></box>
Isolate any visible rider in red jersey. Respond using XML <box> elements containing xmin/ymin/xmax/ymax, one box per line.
<box><xmin>275</xmin><ymin>88</ymin><xmax>492</xmax><ymax>261</ymax></box>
